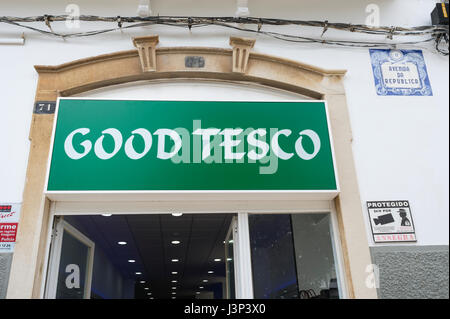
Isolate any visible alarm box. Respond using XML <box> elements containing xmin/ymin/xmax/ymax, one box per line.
<box><xmin>431</xmin><ymin>3</ymin><xmax>449</xmax><ymax>25</ymax></box>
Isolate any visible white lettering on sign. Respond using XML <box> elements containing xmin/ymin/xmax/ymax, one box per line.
<box><xmin>271</xmin><ymin>130</ymin><xmax>294</xmax><ymax>160</ymax></box>
<box><xmin>295</xmin><ymin>129</ymin><xmax>321</xmax><ymax>160</ymax></box>
<box><xmin>381</xmin><ymin>62</ymin><xmax>421</xmax><ymax>89</ymax></box>
<box><xmin>63</xmin><ymin>126</ymin><xmax>322</xmax><ymax>162</ymax></box>
<box><xmin>0</xmin><ymin>224</ymin><xmax>17</xmax><ymax>230</ymax></box>
<box><xmin>220</xmin><ymin>129</ymin><xmax>245</xmax><ymax>160</ymax></box>
<box><xmin>192</xmin><ymin>128</ymin><xmax>221</xmax><ymax>160</ymax></box>
<box><xmin>154</xmin><ymin>129</ymin><xmax>183</xmax><ymax>160</ymax></box>
<box><xmin>94</xmin><ymin>128</ymin><xmax>123</xmax><ymax>160</ymax></box>
<box><xmin>124</xmin><ymin>128</ymin><xmax>153</xmax><ymax>160</ymax></box>
<box><xmin>64</xmin><ymin>128</ymin><xmax>92</xmax><ymax>160</ymax></box>
<box><xmin>247</xmin><ymin>129</ymin><xmax>270</xmax><ymax>161</ymax></box>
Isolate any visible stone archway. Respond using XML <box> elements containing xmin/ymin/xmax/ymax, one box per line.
<box><xmin>7</xmin><ymin>36</ymin><xmax>376</xmax><ymax>299</ymax></box>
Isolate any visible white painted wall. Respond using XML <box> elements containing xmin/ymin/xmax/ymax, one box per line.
<box><xmin>0</xmin><ymin>0</ymin><xmax>448</xmax><ymax>247</ymax></box>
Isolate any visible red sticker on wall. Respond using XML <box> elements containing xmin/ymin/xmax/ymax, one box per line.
<box><xmin>0</xmin><ymin>223</ymin><xmax>18</xmax><ymax>242</ymax></box>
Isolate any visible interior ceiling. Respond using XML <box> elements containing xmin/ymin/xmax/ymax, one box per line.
<box><xmin>66</xmin><ymin>213</ymin><xmax>234</xmax><ymax>299</ymax></box>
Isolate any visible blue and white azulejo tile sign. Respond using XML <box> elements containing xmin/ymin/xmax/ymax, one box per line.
<box><xmin>369</xmin><ymin>49</ymin><xmax>432</xmax><ymax>96</ymax></box>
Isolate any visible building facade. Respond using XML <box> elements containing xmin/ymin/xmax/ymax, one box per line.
<box><xmin>0</xmin><ymin>0</ymin><xmax>448</xmax><ymax>299</ymax></box>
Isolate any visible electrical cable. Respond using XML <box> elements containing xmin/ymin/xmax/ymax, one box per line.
<box><xmin>0</xmin><ymin>15</ymin><xmax>448</xmax><ymax>54</ymax></box>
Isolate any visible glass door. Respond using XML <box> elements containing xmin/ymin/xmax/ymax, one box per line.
<box><xmin>247</xmin><ymin>213</ymin><xmax>342</xmax><ymax>299</ymax></box>
<box><xmin>45</xmin><ymin>217</ymin><xmax>95</xmax><ymax>299</ymax></box>
<box><xmin>224</xmin><ymin>217</ymin><xmax>236</xmax><ymax>299</ymax></box>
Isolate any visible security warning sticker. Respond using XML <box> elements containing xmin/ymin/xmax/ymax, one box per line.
<box><xmin>367</xmin><ymin>200</ymin><xmax>416</xmax><ymax>243</ymax></box>
<box><xmin>0</xmin><ymin>204</ymin><xmax>21</xmax><ymax>253</ymax></box>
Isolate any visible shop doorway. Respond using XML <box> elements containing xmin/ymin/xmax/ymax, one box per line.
<box><xmin>45</xmin><ymin>213</ymin><xmax>236</xmax><ymax>299</ymax></box>
<box><xmin>43</xmin><ymin>211</ymin><xmax>346</xmax><ymax>299</ymax></box>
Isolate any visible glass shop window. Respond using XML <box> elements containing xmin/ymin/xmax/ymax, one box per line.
<box><xmin>248</xmin><ymin>214</ymin><xmax>340</xmax><ymax>299</ymax></box>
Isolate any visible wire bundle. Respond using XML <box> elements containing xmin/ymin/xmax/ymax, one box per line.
<box><xmin>1</xmin><ymin>15</ymin><xmax>448</xmax><ymax>54</ymax></box>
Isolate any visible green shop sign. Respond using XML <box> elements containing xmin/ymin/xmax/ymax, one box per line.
<box><xmin>46</xmin><ymin>99</ymin><xmax>338</xmax><ymax>196</ymax></box>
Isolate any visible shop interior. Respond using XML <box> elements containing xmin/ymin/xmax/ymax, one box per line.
<box><xmin>48</xmin><ymin>213</ymin><xmax>340</xmax><ymax>299</ymax></box>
